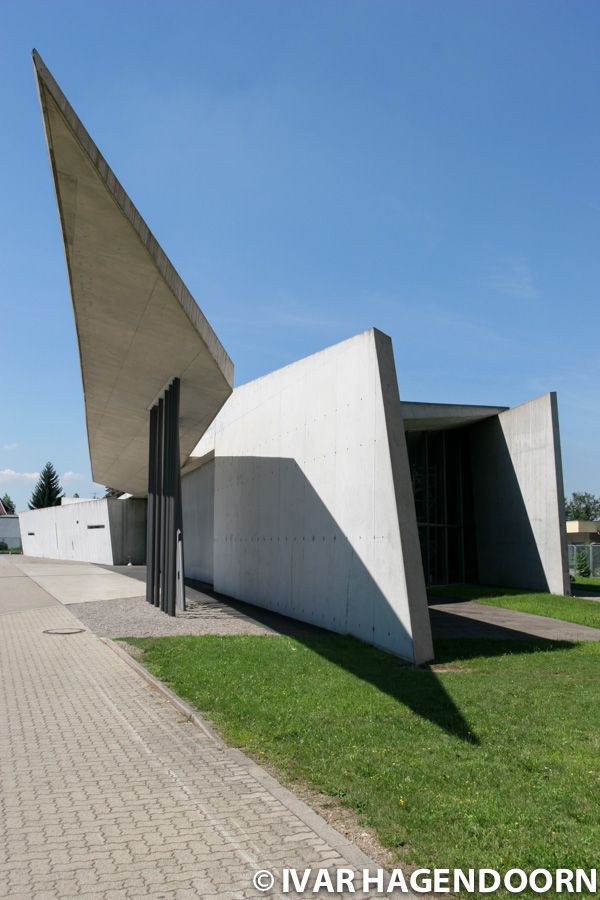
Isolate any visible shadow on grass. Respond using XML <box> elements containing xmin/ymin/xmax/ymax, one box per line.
<box><xmin>427</xmin><ymin>583</ymin><xmax>538</xmax><ymax>604</ymax></box>
<box><xmin>428</xmin><ymin>604</ymin><xmax>579</xmax><ymax>643</ymax></box>
<box><xmin>433</xmin><ymin>636</ymin><xmax>576</xmax><ymax>663</ymax></box>
<box><xmin>573</xmin><ymin>583</ymin><xmax>600</xmax><ymax>596</ymax></box>
<box><xmin>119</xmin><ymin>571</ymin><xmax>577</xmax><ymax>748</ymax></box>
<box><xmin>289</xmin><ymin>633</ymin><xmax>577</xmax><ymax>748</ymax></box>
<box><xmin>290</xmin><ymin>633</ymin><xmax>481</xmax><ymax>746</ymax></box>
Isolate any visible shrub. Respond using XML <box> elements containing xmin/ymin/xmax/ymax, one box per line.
<box><xmin>575</xmin><ymin>549</ymin><xmax>591</xmax><ymax>579</ymax></box>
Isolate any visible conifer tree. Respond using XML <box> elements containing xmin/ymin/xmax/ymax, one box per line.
<box><xmin>574</xmin><ymin>549</ymin><xmax>592</xmax><ymax>579</ymax></box>
<box><xmin>1</xmin><ymin>493</ymin><xmax>15</xmax><ymax>514</ymax></box>
<box><xmin>28</xmin><ymin>462</ymin><xmax>64</xmax><ymax>509</ymax></box>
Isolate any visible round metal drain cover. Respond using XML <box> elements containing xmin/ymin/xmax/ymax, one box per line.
<box><xmin>43</xmin><ymin>628</ymin><xmax>86</xmax><ymax>635</ymax></box>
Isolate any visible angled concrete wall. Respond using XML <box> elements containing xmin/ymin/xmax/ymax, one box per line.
<box><xmin>185</xmin><ymin>329</ymin><xmax>433</xmax><ymax>664</ymax></box>
<box><xmin>469</xmin><ymin>392</ymin><xmax>569</xmax><ymax>594</ymax></box>
<box><xmin>20</xmin><ymin>499</ymin><xmax>146</xmax><ymax>565</ymax></box>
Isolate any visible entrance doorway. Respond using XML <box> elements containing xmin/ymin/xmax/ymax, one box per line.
<box><xmin>406</xmin><ymin>428</ymin><xmax>477</xmax><ymax>586</ymax></box>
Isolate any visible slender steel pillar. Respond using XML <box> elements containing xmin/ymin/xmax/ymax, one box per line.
<box><xmin>145</xmin><ymin>404</ymin><xmax>157</xmax><ymax>604</ymax></box>
<box><xmin>154</xmin><ymin>398</ymin><xmax>164</xmax><ymax>608</ymax></box>
<box><xmin>145</xmin><ymin>379</ymin><xmax>185</xmax><ymax>616</ymax></box>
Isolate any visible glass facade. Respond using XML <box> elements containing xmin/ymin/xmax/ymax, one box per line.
<box><xmin>406</xmin><ymin>428</ymin><xmax>477</xmax><ymax>586</ymax></box>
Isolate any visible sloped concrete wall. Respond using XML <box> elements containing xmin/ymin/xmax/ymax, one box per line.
<box><xmin>188</xmin><ymin>329</ymin><xmax>433</xmax><ymax>664</ymax></box>
<box><xmin>181</xmin><ymin>459</ymin><xmax>215</xmax><ymax>583</ymax></box>
<box><xmin>469</xmin><ymin>392</ymin><xmax>569</xmax><ymax>594</ymax></box>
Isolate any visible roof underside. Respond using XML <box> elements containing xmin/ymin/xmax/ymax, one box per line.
<box><xmin>401</xmin><ymin>401</ymin><xmax>507</xmax><ymax>431</ymax></box>
<box><xmin>33</xmin><ymin>51</ymin><xmax>233</xmax><ymax>496</ymax></box>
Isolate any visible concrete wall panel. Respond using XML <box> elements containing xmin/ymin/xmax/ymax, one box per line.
<box><xmin>107</xmin><ymin>498</ymin><xmax>147</xmax><ymax>565</ymax></box>
<box><xmin>188</xmin><ymin>329</ymin><xmax>433</xmax><ymax>663</ymax></box>
<box><xmin>469</xmin><ymin>392</ymin><xmax>569</xmax><ymax>594</ymax></box>
<box><xmin>181</xmin><ymin>460</ymin><xmax>215</xmax><ymax>583</ymax></box>
<box><xmin>20</xmin><ymin>500</ymin><xmax>114</xmax><ymax>563</ymax></box>
<box><xmin>19</xmin><ymin>498</ymin><xmax>147</xmax><ymax>565</ymax></box>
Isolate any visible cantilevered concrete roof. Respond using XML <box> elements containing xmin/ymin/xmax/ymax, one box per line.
<box><xmin>33</xmin><ymin>51</ymin><xmax>233</xmax><ymax>496</ymax></box>
<box><xmin>401</xmin><ymin>400</ymin><xmax>507</xmax><ymax>431</ymax></box>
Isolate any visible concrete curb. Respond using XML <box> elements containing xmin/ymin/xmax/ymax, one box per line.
<box><xmin>101</xmin><ymin>637</ymin><xmax>386</xmax><ymax>877</ymax></box>
<box><xmin>101</xmin><ymin>637</ymin><xmax>226</xmax><ymax>746</ymax></box>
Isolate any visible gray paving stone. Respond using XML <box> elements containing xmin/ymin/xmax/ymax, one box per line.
<box><xmin>0</xmin><ymin>565</ymin><xmax>394</xmax><ymax>899</ymax></box>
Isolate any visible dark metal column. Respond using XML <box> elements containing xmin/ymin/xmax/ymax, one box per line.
<box><xmin>164</xmin><ymin>382</ymin><xmax>175</xmax><ymax>616</ymax></box>
<box><xmin>154</xmin><ymin>398</ymin><xmax>164</xmax><ymax>608</ymax></box>
<box><xmin>145</xmin><ymin>404</ymin><xmax>158</xmax><ymax>604</ymax></box>
<box><xmin>173</xmin><ymin>379</ymin><xmax>185</xmax><ymax>612</ymax></box>
<box><xmin>145</xmin><ymin>379</ymin><xmax>185</xmax><ymax>617</ymax></box>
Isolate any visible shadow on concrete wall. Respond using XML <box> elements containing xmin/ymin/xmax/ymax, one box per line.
<box><xmin>211</xmin><ymin>455</ymin><xmax>431</xmax><ymax>663</ymax></box>
<box><xmin>468</xmin><ymin>419</ymin><xmax>548</xmax><ymax>591</ymax></box>
<box><xmin>182</xmin><ymin>455</ymin><xmax>494</xmax><ymax>741</ymax></box>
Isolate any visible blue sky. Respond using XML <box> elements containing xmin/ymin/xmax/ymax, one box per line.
<box><xmin>1</xmin><ymin>1</ymin><xmax>598</xmax><ymax>511</ymax></box>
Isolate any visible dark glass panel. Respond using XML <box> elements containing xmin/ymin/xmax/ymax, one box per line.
<box><xmin>426</xmin><ymin>432</ymin><xmax>445</xmax><ymax>525</ymax></box>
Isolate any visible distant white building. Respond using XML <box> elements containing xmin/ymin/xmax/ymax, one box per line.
<box><xmin>566</xmin><ymin>520</ymin><xmax>600</xmax><ymax>545</ymax></box>
<box><xmin>0</xmin><ymin>498</ymin><xmax>21</xmax><ymax>551</ymax></box>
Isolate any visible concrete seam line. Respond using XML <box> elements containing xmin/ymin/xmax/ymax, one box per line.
<box><xmin>101</xmin><ymin>638</ymin><xmax>386</xmax><ymax>875</ymax></box>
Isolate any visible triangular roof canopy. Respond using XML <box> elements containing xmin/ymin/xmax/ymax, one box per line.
<box><xmin>33</xmin><ymin>50</ymin><xmax>233</xmax><ymax>496</ymax></box>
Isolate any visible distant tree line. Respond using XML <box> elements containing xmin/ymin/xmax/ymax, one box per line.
<box><xmin>564</xmin><ymin>492</ymin><xmax>600</xmax><ymax>522</ymax></box>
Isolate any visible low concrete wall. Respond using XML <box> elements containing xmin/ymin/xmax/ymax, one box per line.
<box><xmin>469</xmin><ymin>393</ymin><xmax>569</xmax><ymax>595</ymax></box>
<box><xmin>186</xmin><ymin>329</ymin><xmax>433</xmax><ymax>664</ymax></box>
<box><xmin>19</xmin><ymin>499</ymin><xmax>146</xmax><ymax>565</ymax></box>
<box><xmin>0</xmin><ymin>516</ymin><xmax>21</xmax><ymax>550</ymax></box>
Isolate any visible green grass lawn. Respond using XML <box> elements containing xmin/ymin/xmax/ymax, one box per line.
<box><xmin>429</xmin><ymin>583</ymin><xmax>600</xmax><ymax>629</ymax></box>
<box><xmin>125</xmin><ymin>633</ymin><xmax>600</xmax><ymax>893</ymax></box>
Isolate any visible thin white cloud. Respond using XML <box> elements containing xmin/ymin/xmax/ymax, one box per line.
<box><xmin>490</xmin><ymin>257</ymin><xmax>541</xmax><ymax>301</ymax></box>
<box><xmin>61</xmin><ymin>471</ymin><xmax>83</xmax><ymax>483</ymax></box>
<box><xmin>0</xmin><ymin>468</ymin><xmax>39</xmax><ymax>484</ymax></box>
<box><xmin>2</xmin><ymin>442</ymin><xmax>19</xmax><ymax>450</ymax></box>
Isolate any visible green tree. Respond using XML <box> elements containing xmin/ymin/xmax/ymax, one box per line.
<box><xmin>575</xmin><ymin>548</ymin><xmax>592</xmax><ymax>579</ymax></box>
<box><xmin>28</xmin><ymin>462</ymin><xmax>64</xmax><ymax>510</ymax></box>
<box><xmin>564</xmin><ymin>492</ymin><xmax>600</xmax><ymax>521</ymax></box>
<box><xmin>1</xmin><ymin>493</ymin><xmax>15</xmax><ymax>514</ymax></box>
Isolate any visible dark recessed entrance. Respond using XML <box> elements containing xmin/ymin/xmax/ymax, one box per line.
<box><xmin>406</xmin><ymin>428</ymin><xmax>477</xmax><ymax>587</ymax></box>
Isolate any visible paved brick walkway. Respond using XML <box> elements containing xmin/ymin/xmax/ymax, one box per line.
<box><xmin>0</xmin><ymin>559</ymin><xmax>380</xmax><ymax>899</ymax></box>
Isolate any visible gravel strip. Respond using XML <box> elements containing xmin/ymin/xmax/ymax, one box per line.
<box><xmin>67</xmin><ymin>581</ymin><xmax>323</xmax><ymax>638</ymax></box>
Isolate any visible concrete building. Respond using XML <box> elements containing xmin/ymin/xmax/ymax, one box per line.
<box><xmin>0</xmin><ymin>515</ymin><xmax>21</xmax><ymax>551</ymax></box>
<box><xmin>566</xmin><ymin>521</ymin><xmax>600</xmax><ymax>545</ymax></box>
<box><xmin>27</xmin><ymin>51</ymin><xmax>570</xmax><ymax>664</ymax></box>
<box><xmin>20</xmin><ymin>497</ymin><xmax>146</xmax><ymax>565</ymax></box>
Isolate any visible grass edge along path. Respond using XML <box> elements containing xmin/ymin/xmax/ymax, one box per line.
<box><xmin>428</xmin><ymin>583</ymin><xmax>600</xmax><ymax>630</ymax></box>
<box><xmin>122</xmin><ymin>633</ymin><xmax>600</xmax><ymax>897</ymax></box>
